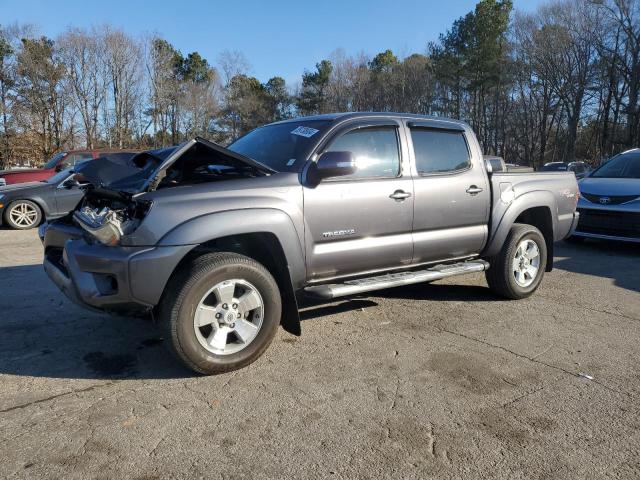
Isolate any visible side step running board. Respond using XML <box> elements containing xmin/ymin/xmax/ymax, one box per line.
<box><xmin>304</xmin><ymin>260</ymin><xmax>489</xmax><ymax>299</ymax></box>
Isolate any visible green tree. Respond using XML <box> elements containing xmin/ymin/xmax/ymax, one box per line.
<box><xmin>16</xmin><ymin>36</ymin><xmax>68</xmax><ymax>159</ymax></box>
<box><xmin>220</xmin><ymin>74</ymin><xmax>270</xmax><ymax>139</ymax></box>
<box><xmin>182</xmin><ymin>51</ymin><xmax>211</xmax><ymax>83</ymax></box>
<box><xmin>297</xmin><ymin>59</ymin><xmax>332</xmax><ymax>115</ymax></box>
<box><xmin>368</xmin><ymin>49</ymin><xmax>400</xmax><ymax>110</ymax></box>
<box><xmin>429</xmin><ymin>0</ymin><xmax>513</xmax><ymax>153</ymax></box>
<box><xmin>265</xmin><ymin>76</ymin><xmax>291</xmax><ymax>121</ymax></box>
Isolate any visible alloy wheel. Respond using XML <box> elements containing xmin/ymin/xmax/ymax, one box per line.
<box><xmin>193</xmin><ymin>279</ymin><xmax>264</xmax><ymax>355</ymax></box>
<box><xmin>9</xmin><ymin>202</ymin><xmax>39</xmax><ymax>228</ymax></box>
<box><xmin>512</xmin><ymin>239</ymin><xmax>540</xmax><ymax>287</ymax></box>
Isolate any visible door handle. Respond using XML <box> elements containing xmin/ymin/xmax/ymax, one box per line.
<box><xmin>389</xmin><ymin>190</ymin><xmax>412</xmax><ymax>201</ymax></box>
<box><xmin>466</xmin><ymin>185</ymin><xmax>483</xmax><ymax>195</ymax></box>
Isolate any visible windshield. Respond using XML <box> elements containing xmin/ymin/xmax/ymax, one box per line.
<box><xmin>540</xmin><ymin>163</ymin><xmax>568</xmax><ymax>171</ymax></box>
<box><xmin>591</xmin><ymin>153</ymin><xmax>640</xmax><ymax>179</ymax></box>
<box><xmin>43</xmin><ymin>152</ymin><xmax>67</xmax><ymax>170</ymax></box>
<box><xmin>227</xmin><ymin>120</ymin><xmax>330</xmax><ymax>172</ymax></box>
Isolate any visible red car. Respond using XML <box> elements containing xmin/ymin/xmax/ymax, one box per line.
<box><xmin>0</xmin><ymin>149</ymin><xmax>139</xmax><ymax>186</ymax></box>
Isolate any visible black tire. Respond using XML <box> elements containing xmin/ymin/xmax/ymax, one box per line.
<box><xmin>4</xmin><ymin>200</ymin><xmax>42</xmax><ymax>230</ymax></box>
<box><xmin>159</xmin><ymin>252</ymin><xmax>281</xmax><ymax>375</ymax></box>
<box><xmin>485</xmin><ymin>223</ymin><xmax>547</xmax><ymax>300</ymax></box>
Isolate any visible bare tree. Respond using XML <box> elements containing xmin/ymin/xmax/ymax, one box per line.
<box><xmin>103</xmin><ymin>27</ymin><xmax>143</xmax><ymax>148</ymax></box>
<box><xmin>595</xmin><ymin>0</ymin><xmax>640</xmax><ymax>147</ymax></box>
<box><xmin>532</xmin><ymin>1</ymin><xmax>600</xmax><ymax>161</ymax></box>
<box><xmin>58</xmin><ymin>27</ymin><xmax>107</xmax><ymax>149</ymax></box>
<box><xmin>217</xmin><ymin>49</ymin><xmax>250</xmax><ymax>86</ymax></box>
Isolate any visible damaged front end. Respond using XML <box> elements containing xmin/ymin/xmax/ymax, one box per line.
<box><xmin>72</xmin><ymin>189</ymin><xmax>152</xmax><ymax>246</ymax></box>
<box><xmin>42</xmin><ymin>136</ymin><xmax>275</xmax><ymax>313</ymax></box>
<box><xmin>67</xmin><ymin>137</ymin><xmax>274</xmax><ymax>247</ymax></box>
<box><xmin>74</xmin><ymin>206</ymin><xmax>132</xmax><ymax>246</ymax></box>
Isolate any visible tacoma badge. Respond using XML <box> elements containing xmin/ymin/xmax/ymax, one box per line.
<box><xmin>322</xmin><ymin>228</ymin><xmax>356</xmax><ymax>238</ymax></box>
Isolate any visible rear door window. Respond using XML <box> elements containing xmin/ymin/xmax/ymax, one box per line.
<box><xmin>410</xmin><ymin>129</ymin><xmax>470</xmax><ymax>174</ymax></box>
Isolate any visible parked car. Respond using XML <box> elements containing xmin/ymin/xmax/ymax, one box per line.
<box><xmin>41</xmin><ymin>113</ymin><xmax>579</xmax><ymax>374</ymax></box>
<box><xmin>0</xmin><ymin>167</ymin><xmax>89</xmax><ymax>229</ymax></box>
<box><xmin>570</xmin><ymin>148</ymin><xmax>640</xmax><ymax>243</ymax></box>
<box><xmin>0</xmin><ymin>149</ymin><xmax>139</xmax><ymax>186</ymax></box>
<box><xmin>539</xmin><ymin>161</ymin><xmax>591</xmax><ymax>179</ymax></box>
<box><xmin>0</xmin><ymin>152</ymin><xmax>138</xmax><ymax>229</ymax></box>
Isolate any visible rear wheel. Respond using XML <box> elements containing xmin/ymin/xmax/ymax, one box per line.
<box><xmin>485</xmin><ymin>223</ymin><xmax>547</xmax><ymax>299</ymax></box>
<box><xmin>159</xmin><ymin>252</ymin><xmax>281</xmax><ymax>375</ymax></box>
<box><xmin>4</xmin><ymin>200</ymin><xmax>42</xmax><ymax>229</ymax></box>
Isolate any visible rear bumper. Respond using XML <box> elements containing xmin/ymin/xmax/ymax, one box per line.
<box><xmin>42</xmin><ymin>221</ymin><xmax>192</xmax><ymax>313</ymax></box>
<box><xmin>567</xmin><ymin>211</ymin><xmax>580</xmax><ymax>238</ymax></box>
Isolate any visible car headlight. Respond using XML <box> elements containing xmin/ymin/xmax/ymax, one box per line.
<box><xmin>74</xmin><ymin>206</ymin><xmax>126</xmax><ymax>246</ymax></box>
<box><xmin>73</xmin><ymin>200</ymin><xmax>152</xmax><ymax>246</ymax></box>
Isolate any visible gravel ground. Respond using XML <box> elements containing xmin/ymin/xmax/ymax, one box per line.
<box><xmin>0</xmin><ymin>228</ymin><xmax>639</xmax><ymax>479</ymax></box>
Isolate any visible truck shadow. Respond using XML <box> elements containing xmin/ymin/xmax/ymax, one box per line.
<box><xmin>369</xmin><ymin>282</ymin><xmax>504</xmax><ymax>302</ymax></box>
<box><xmin>554</xmin><ymin>240</ymin><xmax>640</xmax><ymax>293</ymax></box>
<box><xmin>0</xmin><ymin>265</ymin><xmax>191</xmax><ymax>380</ymax></box>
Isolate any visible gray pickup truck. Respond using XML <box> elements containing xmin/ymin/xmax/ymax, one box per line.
<box><xmin>41</xmin><ymin>113</ymin><xmax>580</xmax><ymax>374</ymax></box>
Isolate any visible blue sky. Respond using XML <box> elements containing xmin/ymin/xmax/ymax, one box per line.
<box><xmin>2</xmin><ymin>0</ymin><xmax>546</xmax><ymax>85</ymax></box>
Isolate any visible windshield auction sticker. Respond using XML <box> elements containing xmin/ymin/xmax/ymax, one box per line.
<box><xmin>291</xmin><ymin>126</ymin><xmax>319</xmax><ymax>138</ymax></box>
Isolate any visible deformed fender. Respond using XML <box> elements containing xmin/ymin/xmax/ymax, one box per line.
<box><xmin>155</xmin><ymin>208</ymin><xmax>306</xmax><ymax>335</ymax></box>
<box><xmin>157</xmin><ymin>208</ymin><xmax>306</xmax><ymax>286</ymax></box>
<box><xmin>483</xmin><ymin>190</ymin><xmax>557</xmax><ymax>258</ymax></box>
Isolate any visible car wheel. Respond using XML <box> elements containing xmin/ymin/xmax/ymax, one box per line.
<box><xmin>485</xmin><ymin>223</ymin><xmax>547</xmax><ymax>300</ymax></box>
<box><xmin>159</xmin><ymin>252</ymin><xmax>282</xmax><ymax>375</ymax></box>
<box><xmin>4</xmin><ymin>200</ymin><xmax>42</xmax><ymax>230</ymax></box>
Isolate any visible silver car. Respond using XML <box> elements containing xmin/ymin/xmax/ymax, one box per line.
<box><xmin>572</xmin><ymin>148</ymin><xmax>640</xmax><ymax>243</ymax></box>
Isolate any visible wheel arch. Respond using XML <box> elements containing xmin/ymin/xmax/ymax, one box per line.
<box><xmin>513</xmin><ymin>207</ymin><xmax>554</xmax><ymax>271</ymax></box>
<box><xmin>152</xmin><ymin>209</ymin><xmax>305</xmax><ymax>336</ymax></box>
<box><xmin>484</xmin><ymin>191</ymin><xmax>556</xmax><ymax>271</ymax></box>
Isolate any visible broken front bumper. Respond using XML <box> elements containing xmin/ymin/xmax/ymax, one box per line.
<box><xmin>42</xmin><ymin>221</ymin><xmax>192</xmax><ymax>313</ymax></box>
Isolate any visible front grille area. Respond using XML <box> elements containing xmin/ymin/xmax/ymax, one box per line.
<box><xmin>576</xmin><ymin>208</ymin><xmax>640</xmax><ymax>238</ymax></box>
<box><xmin>581</xmin><ymin>192</ymin><xmax>639</xmax><ymax>205</ymax></box>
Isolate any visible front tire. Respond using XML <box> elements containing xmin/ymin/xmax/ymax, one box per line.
<box><xmin>485</xmin><ymin>223</ymin><xmax>547</xmax><ymax>300</ymax></box>
<box><xmin>159</xmin><ymin>252</ymin><xmax>282</xmax><ymax>375</ymax></box>
<box><xmin>4</xmin><ymin>200</ymin><xmax>42</xmax><ymax>229</ymax></box>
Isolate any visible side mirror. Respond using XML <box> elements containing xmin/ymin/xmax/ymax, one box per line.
<box><xmin>62</xmin><ymin>177</ymin><xmax>80</xmax><ymax>189</ymax></box>
<box><xmin>308</xmin><ymin>151</ymin><xmax>356</xmax><ymax>186</ymax></box>
<box><xmin>55</xmin><ymin>164</ymin><xmax>64</xmax><ymax>172</ymax></box>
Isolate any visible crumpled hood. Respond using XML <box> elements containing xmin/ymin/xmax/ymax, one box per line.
<box><xmin>75</xmin><ymin>156</ymin><xmax>150</xmax><ymax>194</ymax></box>
<box><xmin>579</xmin><ymin>177</ymin><xmax>640</xmax><ymax>196</ymax></box>
<box><xmin>75</xmin><ymin>137</ymin><xmax>275</xmax><ymax>195</ymax></box>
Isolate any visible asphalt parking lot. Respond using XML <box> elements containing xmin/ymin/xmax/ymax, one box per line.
<box><xmin>0</xmin><ymin>229</ymin><xmax>639</xmax><ymax>479</ymax></box>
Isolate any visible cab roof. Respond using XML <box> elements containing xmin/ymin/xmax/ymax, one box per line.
<box><xmin>272</xmin><ymin>112</ymin><xmax>469</xmax><ymax>128</ymax></box>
